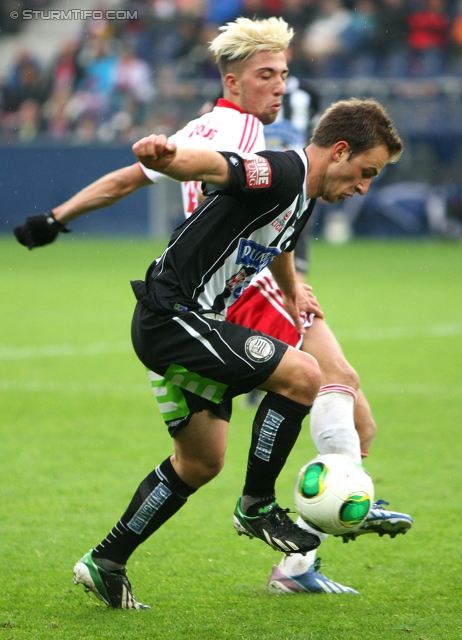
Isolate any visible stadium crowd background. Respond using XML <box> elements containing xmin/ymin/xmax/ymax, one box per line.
<box><xmin>1</xmin><ymin>0</ymin><xmax>462</xmax><ymax>144</ymax></box>
<box><xmin>1</xmin><ymin>0</ymin><xmax>462</xmax><ymax>238</ymax></box>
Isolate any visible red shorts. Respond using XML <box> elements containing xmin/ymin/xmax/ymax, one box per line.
<box><xmin>226</xmin><ymin>269</ymin><xmax>314</xmax><ymax>350</ymax></box>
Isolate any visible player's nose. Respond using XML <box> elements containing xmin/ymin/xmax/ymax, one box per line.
<box><xmin>274</xmin><ymin>77</ymin><xmax>286</xmax><ymax>95</ymax></box>
<box><xmin>356</xmin><ymin>178</ymin><xmax>372</xmax><ymax>195</ymax></box>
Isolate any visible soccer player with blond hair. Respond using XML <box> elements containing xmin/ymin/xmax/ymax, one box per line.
<box><xmin>15</xmin><ymin>18</ymin><xmax>412</xmax><ymax>607</ymax></box>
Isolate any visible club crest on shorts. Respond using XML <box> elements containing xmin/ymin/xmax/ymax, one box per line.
<box><xmin>245</xmin><ymin>336</ymin><xmax>275</xmax><ymax>362</ymax></box>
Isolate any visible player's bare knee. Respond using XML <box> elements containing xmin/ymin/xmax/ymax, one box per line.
<box><xmin>324</xmin><ymin>359</ymin><xmax>359</xmax><ymax>391</ymax></box>
<box><xmin>263</xmin><ymin>349</ymin><xmax>321</xmax><ymax>405</ymax></box>
<box><xmin>172</xmin><ymin>455</ymin><xmax>224</xmax><ymax>488</ymax></box>
<box><xmin>199</xmin><ymin>458</ymin><xmax>225</xmax><ymax>485</ymax></box>
<box><xmin>342</xmin><ymin>364</ymin><xmax>360</xmax><ymax>391</ymax></box>
<box><xmin>290</xmin><ymin>352</ymin><xmax>321</xmax><ymax>404</ymax></box>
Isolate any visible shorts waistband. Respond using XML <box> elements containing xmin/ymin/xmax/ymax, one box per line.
<box><xmin>201</xmin><ymin>312</ymin><xmax>226</xmax><ymax>322</ymax></box>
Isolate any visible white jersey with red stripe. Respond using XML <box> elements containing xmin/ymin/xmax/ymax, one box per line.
<box><xmin>139</xmin><ymin>98</ymin><xmax>265</xmax><ymax>217</ymax></box>
<box><xmin>226</xmin><ymin>267</ymin><xmax>314</xmax><ymax>349</ymax></box>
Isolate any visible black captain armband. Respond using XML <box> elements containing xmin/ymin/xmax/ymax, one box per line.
<box><xmin>13</xmin><ymin>211</ymin><xmax>72</xmax><ymax>249</ymax></box>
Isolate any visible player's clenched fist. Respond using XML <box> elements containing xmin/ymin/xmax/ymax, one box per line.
<box><xmin>132</xmin><ymin>135</ymin><xmax>178</xmax><ymax>171</ymax></box>
<box><xmin>14</xmin><ymin>212</ymin><xmax>71</xmax><ymax>250</ymax></box>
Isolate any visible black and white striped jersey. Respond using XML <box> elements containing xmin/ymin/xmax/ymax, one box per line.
<box><xmin>135</xmin><ymin>148</ymin><xmax>316</xmax><ymax>317</ymax></box>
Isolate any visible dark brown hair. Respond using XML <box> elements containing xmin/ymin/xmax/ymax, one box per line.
<box><xmin>312</xmin><ymin>98</ymin><xmax>403</xmax><ymax>162</ymax></box>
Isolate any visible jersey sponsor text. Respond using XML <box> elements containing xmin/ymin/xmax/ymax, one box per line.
<box><xmin>236</xmin><ymin>239</ymin><xmax>280</xmax><ymax>273</ymax></box>
<box><xmin>244</xmin><ymin>156</ymin><xmax>272</xmax><ymax>188</ymax></box>
<box><xmin>188</xmin><ymin>122</ymin><xmax>218</xmax><ymax>140</ymax></box>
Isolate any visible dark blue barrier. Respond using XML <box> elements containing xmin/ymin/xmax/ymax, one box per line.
<box><xmin>0</xmin><ymin>144</ymin><xmax>150</xmax><ymax>236</ymax></box>
<box><xmin>1</xmin><ymin>141</ymin><xmax>459</xmax><ymax>240</ymax></box>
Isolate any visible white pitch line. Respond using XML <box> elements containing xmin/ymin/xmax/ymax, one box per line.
<box><xmin>335</xmin><ymin>322</ymin><xmax>462</xmax><ymax>341</ymax></box>
<box><xmin>364</xmin><ymin>383</ymin><xmax>462</xmax><ymax>396</ymax></box>
<box><xmin>0</xmin><ymin>341</ymin><xmax>131</xmax><ymax>360</ymax></box>
<box><xmin>0</xmin><ymin>380</ymin><xmax>148</xmax><ymax>394</ymax></box>
<box><xmin>0</xmin><ymin>379</ymin><xmax>460</xmax><ymax>396</ymax></box>
<box><xmin>0</xmin><ymin>322</ymin><xmax>460</xmax><ymax>362</ymax></box>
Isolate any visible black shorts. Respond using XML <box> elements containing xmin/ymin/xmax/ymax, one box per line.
<box><xmin>131</xmin><ymin>302</ymin><xmax>288</xmax><ymax>435</ymax></box>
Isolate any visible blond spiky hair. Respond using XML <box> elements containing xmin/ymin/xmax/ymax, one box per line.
<box><xmin>209</xmin><ymin>17</ymin><xmax>293</xmax><ymax>73</ymax></box>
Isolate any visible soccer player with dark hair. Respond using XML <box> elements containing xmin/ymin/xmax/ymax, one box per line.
<box><xmin>72</xmin><ymin>95</ymin><xmax>402</xmax><ymax>608</ymax></box>
<box><xmin>15</xmin><ymin>18</ymin><xmax>412</xmax><ymax>604</ymax></box>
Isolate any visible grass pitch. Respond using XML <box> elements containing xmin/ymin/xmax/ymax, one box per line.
<box><xmin>1</xmin><ymin>236</ymin><xmax>461</xmax><ymax>639</ymax></box>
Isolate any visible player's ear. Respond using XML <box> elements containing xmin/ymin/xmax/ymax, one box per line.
<box><xmin>332</xmin><ymin>141</ymin><xmax>350</xmax><ymax>162</ymax></box>
<box><xmin>224</xmin><ymin>72</ymin><xmax>239</xmax><ymax>96</ymax></box>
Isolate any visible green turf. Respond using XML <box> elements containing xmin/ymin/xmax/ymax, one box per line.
<box><xmin>1</xmin><ymin>236</ymin><xmax>461</xmax><ymax>639</ymax></box>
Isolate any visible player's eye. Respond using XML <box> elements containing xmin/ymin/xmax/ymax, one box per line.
<box><xmin>362</xmin><ymin>170</ymin><xmax>376</xmax><ymax>179</ymax></box>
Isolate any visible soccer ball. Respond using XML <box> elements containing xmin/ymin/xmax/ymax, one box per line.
<box><xmin>294</xmin><ymin>453</ymin><xmax>374</xmax><ymax>536</ymax></box>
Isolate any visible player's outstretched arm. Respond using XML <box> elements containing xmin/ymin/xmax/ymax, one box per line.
<box><xmin>14</xmin><ymin>163</ymin><xmax>152</xmax><ymax>250</ymax></box>
<box><xmin>132</xmin><ymin>135</ymin><xmax>229</xmax><ymax>186</ymax></box>
<box><xmin>52</xmin><ymin>163</ymin><xmax>152</xmax><ymax>225</ymax></box>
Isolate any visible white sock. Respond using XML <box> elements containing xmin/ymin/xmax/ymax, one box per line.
<box><xmin>279</xmin><ymin>552</ymin><xmax>314</xmax><ymax>576</ymax></box>
<box><xmin>282</xmin><ymin>386</ymin><xmax>359</xmax><ymax>578</ymax></box>
<box><xmin>310</xmin><ymin>385</ymin><xmax>361</xmax><ymax>464</ymax></box>
<box><xmin>278</xmin><ymin>517</ymin><xmax>328</xmax><ymax>576</ymax></box>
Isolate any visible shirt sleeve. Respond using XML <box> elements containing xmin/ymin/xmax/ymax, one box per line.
<box><xmin>138</xmin><ymin>162</ymin><xmax>165</xmax><ymax>183</ymax></box>
<box><xmin>203</xmin><ymin>150</ymin><xmax>305</xmax><ymax>200</ymax></box>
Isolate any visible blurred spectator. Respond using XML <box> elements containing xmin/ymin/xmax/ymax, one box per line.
<box><xmin>72</xmin><ymin>114</ymin><xmax>98</xmax><ymax>144</ymax></box>
<box><xmin>279</xmin><ymin>0</ymin><xmax>318</xmax><ymax>31</ymax></box>
<box><xmin>449</xmin><ymin>0</ymin><xmax>462</xmax><ymax>72</ymax></box>
<box><xmin>374</xmin><ymin>0</ymin><xmax>410</xmax><ymax>77</ymax></box>
<box><xmin>204</xmin><ymin>0</ymin><xmax>243</xmax><ymax>24</ymax></box>
<box><xmin>2</xmin><ymin>0</ymin><xmax>462</xmax><ymax>144</ymax></box>
<box><xmin>176</xmin><ymin>20</ymin><xmax>220</xmax><ymax>80</ymax></box>
<box><xmin>4</xmin><ymin>49</ymin><xmax>41</xmax><ymax>94</ymax></box>
<box><xmin>1</xmin><ymin>95</ymin><xmax>46</xmax><ymax>142</ymax></box>
<box><xmin>136</xmin><ymin>1</ymin><xmax>182</xmax><ymax>68</ymax></box>
<box><xmin>240</xmin><ymin>0</ymin><xmax>283</xmax><ymax>18</ymax></box>
<box><xmin>177</xmin><ymin>0</ymin><xmax>207</xmax><ymax>18</ymax></box>
<box><xmin>285</xmin><ymin>29</ymin><xmax>313</xmax><ymax>78</ymax></box>
<box><xmin>3</xmin><ymin>58</ymin><xmax>50</xmax><ymax>112</ymax></box>
<box><xmin>51</xmin><ymin>41</ymin><xmax>83</xmax><ymax>94</ymax></box>
<box><xmin>303</xmin><ymin>0</ymin><xmax>352</xmax><ymax>78</ymax></box>
<box><xmin>16</xmin><ymin>98</ymin><xmax>44</xmax><ymax>141</ymax></box>
<box><xmin>407</xmin><ymin>0</ymin><xmax>450</xmax><ymax>77</ymax></box>
<box><xmin>68</xmin><ymin>37</ymin><xmax>117</xmax><ymax>124</ymax></box>
<box><xmin>172</xmin><ymin>16</ymin><xmax>205</xmax><ymax>75</ymax></box>
<box><xmin>341</xmin><ymin>0</ymin><xmax>378</xmax><ymax>76</ymax></box>
<box><xmin>77</xmin><ymin>37</ymin><xmax>118</xmax><ymax>97</ymax></box>
<box><xmin>43</xmin><ymin>88</ymin><xmax>73</xmax><ymax>140</ymax></box>
<box><xmin>83</xmin><ymin>8</ymin><xmax>117</xmax><ymax>41</ymax></box>
<box><xmin>113</xmin><ymin>46</ymin><xmax>156</xmax><ymax>117</ymax></box>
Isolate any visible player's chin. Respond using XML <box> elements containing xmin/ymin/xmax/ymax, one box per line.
<box><xmin>260</xmin><ymin>112</ymin><xmax>278</xmax><ymax>125</ymax></box>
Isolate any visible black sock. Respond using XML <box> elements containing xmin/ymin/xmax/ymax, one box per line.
<box><xmin>242</xmin><ymin>392</ymin><xmax>311</xmax><ymax>506</ymax></box>
<box><xmin>93</xmin><ymin>457</ymin><xmax>196</xmax><ymax>566</ymax></box>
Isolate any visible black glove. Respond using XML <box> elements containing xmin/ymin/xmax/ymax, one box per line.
<box><xmin>13</xmin><ymin>211</ymin><xmax>72</xmax><ymax>249</ymax></box>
